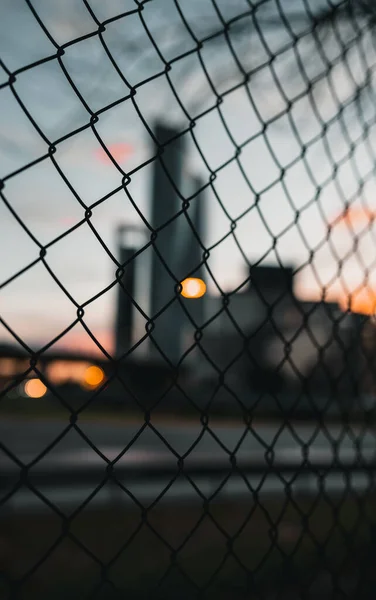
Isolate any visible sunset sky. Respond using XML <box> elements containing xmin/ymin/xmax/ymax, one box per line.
<box><xmin>1</xmin><ymin>0</ymin><xmax>376</xmax><ymax>357</ymax></box>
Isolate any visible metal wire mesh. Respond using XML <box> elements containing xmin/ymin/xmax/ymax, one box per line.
<box><xmin>2</xmin><ymin>0</ymin><xmax>376</xmax><ymax>599</ymax></box>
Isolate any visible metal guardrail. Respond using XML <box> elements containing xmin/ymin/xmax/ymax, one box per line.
<box><xmin>1</xmin><ymin>449</ymin><xmax>376</xmax><ymax>514</ymax></box>
<box><xmin>2</xmin><ymin>448</ymin><xmax>376</xmax><ymax>486</ymax></box>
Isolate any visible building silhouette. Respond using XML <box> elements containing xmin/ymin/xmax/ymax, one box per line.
<box><xmin>149</xmin><ymin>123</ymin><xmax>185</xmax><ymax>365</ymax></box>
<box><xmin>114</xmin><ymin>225</ymin><xmax>150</xmax><ymax>360</ymax></box>
<box><xmin>1</xmin><ymin>119</ymin><xmax>374</xmax><ymax>419</ymax></box>
<box><xmin>148</xmin><ymin>123</ymin><xmax>207</xmax><ymax>366</ymax></box>
<box><xmin>114</xmin><ymin>229</ymin><xmax>136</xmax><ymax>359</ymax></box>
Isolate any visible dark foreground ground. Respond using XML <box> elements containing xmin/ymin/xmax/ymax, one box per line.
<box><xmin>1</xmin><ymin>402</ymin><xmax>376</xmax><ymax>599</ymax></box>
<box><xmin>1</xmin><ymin>492</ymin><xmax>376</xmax><ymax>599</ymax></box>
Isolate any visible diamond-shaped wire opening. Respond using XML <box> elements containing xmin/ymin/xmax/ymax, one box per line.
<box><xmin>2</xmin><ymin>1</ymin><xmax>376</xmax><ymax>599</ymax></box>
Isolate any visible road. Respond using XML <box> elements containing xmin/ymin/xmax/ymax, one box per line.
<box><xmin>1</xmin><ymin>417</ymin><xmax>376</xmax><ymax>463</ymax></box>
<box><xmin>1</xmin><ymin>418</ymin><xmax>376</xmax><ymax>512</ymax></box>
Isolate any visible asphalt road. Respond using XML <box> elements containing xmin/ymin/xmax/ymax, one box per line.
<box><xmin>1</xmin><ymin>417</ymin><xmax>376</xmax><ymax>464</ymax></box>
<box><xmin>1</xmin><ymin>418</ymin><xmax>376</xmax><ymax>511</ymax></box>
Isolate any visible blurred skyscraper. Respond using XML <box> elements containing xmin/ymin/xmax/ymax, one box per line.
<box><xmin>149</xmin><ymin>123</ymin><xmax>185</xmax><ymax>366</ymax></box>
<box><xmin>115</xmin><ymin>246</ymin><xmax>135</xmax><ymax>359</ymax></box>
<box><xmin>149</xmin><ymin>124</ymin><xmax>208</xmax><ymax>366</ymax></box>
<box><xmin>114</xmin><ymin>226</ymin><xmax>149</xmax><ymax>360</ymax></box>
<box><xmin>178</xmin><ymin>175</ymin><xmax>206</xmax><ymax>328</ymax></box>
<box><xmin>113</xmin><ymin>123</ymin><xmax>207</xmax><ymax>367</ymax></box>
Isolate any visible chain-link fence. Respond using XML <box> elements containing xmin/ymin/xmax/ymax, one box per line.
<box><xmin>2</xmin><ymin>0</ymin><xmax>376</xmax><ymax>598</ymax></box>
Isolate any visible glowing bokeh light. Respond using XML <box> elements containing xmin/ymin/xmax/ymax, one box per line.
<box><xmin>83</xmin><ymin>365</ymin><xmax>105</xmax><ymax>388</ymax></box>
<box><xmin>180</xmin><ymin>278</ymin><xmax>206</xmax><ymax>299</ymax></box>
<box><xmin>24</xmin><ymin>378</ymin><xmax>47</xmax><ymax>398</ymax></box>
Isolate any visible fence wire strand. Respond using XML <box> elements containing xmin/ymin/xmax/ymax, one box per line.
<box><xmin>2</xmin><ymin>0</ymin><xmax>376</xmax><ymax>599</ymax></box>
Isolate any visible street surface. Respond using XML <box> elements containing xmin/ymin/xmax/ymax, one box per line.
<box><xmin>1</xmin><ymin>417</ymin><xmax>375</xmax><ymax>464</ymax></box>
<box><xmin>1</xmin><ymin>418</ymin><xmax>375</xmax><ymax>512</ymax></box>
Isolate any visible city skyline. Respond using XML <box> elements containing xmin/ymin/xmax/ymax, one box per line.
<box><xmin>2</xmin><ymin>0</ymin><xmax>376</xmax><ymax>356</ymax></box>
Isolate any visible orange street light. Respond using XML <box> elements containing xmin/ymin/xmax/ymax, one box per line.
<box><xmin>180</xmin><ymin>278</ymin><xmax>206</xmax><ymax>299</ymax></box>
<box><xmin>24</xmin><ymin>378</ymin><xmax>47</xmax><ymax>398</ymax></box>
<box><xmin>83</xmin><ymin>365</ymin><xmax>105</xmax><ymax>389</ymax></box>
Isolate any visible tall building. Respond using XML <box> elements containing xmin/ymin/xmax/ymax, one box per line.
<box><xmin>115</xmin><ymin>246</ymin><xmax>136</xmax><ymax>359</ymax></box>
<box><xmin>249</xmin><ymin>264</ymin><xmax>294</xmax><ymax>303</ymax></box>
<box><xmin>178</xmin><ymin>176</ymin><xmax>205</xmax><ymax>279</ymax></box>
<box><xmin>179</xmin><ymin>175</ymin><xmax>206</xmax><ymax>324</ymax></box>
<box><xmin>177</xmin><ymin>175</ymin><xmax>208</xmax><ymax>365</ymax></box>
<box><xmin>114</xmin><ymin>226</ymin><xmax>148</xmax><ymax>360</ymax></box>
<box><xmin>149</xmin><ymin>123</ymin><xmax>185</xmax><ymax>365</ymax></box>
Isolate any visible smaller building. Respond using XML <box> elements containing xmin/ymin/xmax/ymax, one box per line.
<box><xmin>184</xmin><ymin>264</ymin><xmax>370</xmax><ymax>415</ymax></box>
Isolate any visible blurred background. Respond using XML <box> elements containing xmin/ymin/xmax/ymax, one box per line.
<box><xmin>2</xmin><ymin>0</ymin><xmax>376</xmax><ymax>598</ymax></box>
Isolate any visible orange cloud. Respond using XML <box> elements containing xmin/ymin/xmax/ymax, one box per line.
<box><xmin>95</xmin><ymin>143</ymin><xmax>133</xmax><ymax>165</ymax></box>
<box><xmin>53</xmin><ymin>329</ymin><xmax>114</xmax><ymax>357</ymax></box>
<box><xmin>296</xmin><ymin>278</ymin><xmax>376</xmax><ymax>317</ymax></box>
<box><xmin>332</xmin><ymin>206</ymin><xmax>376</xmax><ymax>228</ymax></box>
<box><xmin>339</xmin><ymin>287</ymin><xmax>376</xmax><ymax>316</ymax></box>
